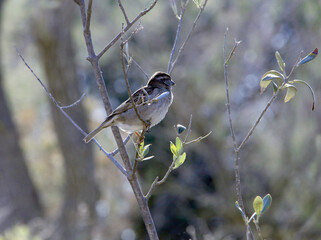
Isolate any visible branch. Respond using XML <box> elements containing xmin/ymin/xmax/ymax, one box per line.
<box><xmin>16</xmin><ymin>49</ymin><xmax>127</xmax><ymax>176</ymax></box>
<box><xmin>97</xmin><ymin>0</ymin><xmax>159</xmax><ymax>59</ymax></box>
<box><xmin>85</xmin><ymin>0</ymin><xmax>93</xmax><ymax>33</ymax></box>
<box><xmin>167</xmin><ymin>7</ymin><xmax>186</xmax><ymax>73</ymax></box>
<box><xmin>224</xmin><ymin>29</ymin><xmax>240</xmax><ymax>151</ymax></box>
<box><xmin>223</xmin><ymin>29</ymin><xmax>246</xmax><ymax>224</ymax></box>
<box><xmin>75</xmin><ymin>2</ymin><xmax>159</xmax><ymax>239</ymax></box>
<box><xmin>145</xmin><ymin>157</ymin><xmax>176</xmax><ymax>200</ymax></box>
<box><xmin>118</xmin><ymin>0</ymin><xmax>130</xmax><ymax>25</ymax></box>
<box><xmin>169</xmin><ymin>0</ymin><xmax>208</xmax><ymax>74</ymax></box>
<box><xmin>111</xmin><ymin>134</ymin><xmax>132</xmax><ymax>156</ymax></box>
<box><xmin>120</xmin><ymin>33</ymin><xmax>149</xmax><ymax>127</ymax></box>
<box><xmin>237</xmin><ymin>83</ymin><xmax>284</xmax><ymax>152</ymax></box>
<box><xmin>60</xmin><ymin>92</ymin><xmax>86</xmax><ymax>109</ymax></box>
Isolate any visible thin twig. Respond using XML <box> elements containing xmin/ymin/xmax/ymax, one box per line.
<box><xmin>111</xmin><ymin>134</ymin><xmax>132</xmax><ymax>156</ymax></box>
<box><xmin>85</xmin><ymin>0</ymin><xmax>93</xmax><ymax>33</ymax></box>
<box><xmin>60</xmin><ymin>92</ymin><xmax>86</xmax><ymax>109</ymax></box>
<box><xmin>167</xmin><ymin>7</ymin><xmax>186</xmax><ymax>73</ymax></box>
<box><xmin>169</xmin><ymin>0</ymin><xmax>208</xmax><ymax>74</ymax></box>
<box><xmin>145</xmin><ymin>176</ymin><xmax>159</xmax><ymax>200</ymax></box>
<box><xmin>237</xmin><ymin>83</ymin><xmax>284</xmax><ymax>152</ymax></box>
<box><xmin>120</xmin><ymin>35</ymin><xmax>148</xmax><ymax>127</ymax></box>
<box><xmin>183</xmin><ymin>114</ymin><xmax>193</xmax><ymax>143</ymax></box>
<box><xmin>224</xmin><ymin>29</ymin><xmax>239</xmax><ymax>151</ymax></box>
<box><xmin>131</xmin><ymin>58</ymin><xmax>149</xmax><ymax>80</ymax></box>
<box><xmin>97</xmin><ymin>0</ymin><xmax>159</xmax><ymax>59</ymax></box>
<box><xmin>118</xmin><ymin>0</ymin><xmax>130</xmax><ymax>25</ymax></box>
<box><xmin>184</xmin><ymin>131</ymin><xmax>212</xmax><ymax>145</ymax></box>
<box><xmin>16</xmin><ymin>49</ymin><xmax>127</xmax><ymax>176</ymax></box>
<box><xmin>286</xmin><ymin>51</ymin><xmax>304</xmax><ymax>80</ymax></box>
<box><xmin>223</xmin><ymin>29</ymin><xmax>246</xmax><ymax>218</ymax></box>
<box><xmin>145</xmin><ymin>158</ymin><xmax>176</xmax><ymax>200</ymax></box>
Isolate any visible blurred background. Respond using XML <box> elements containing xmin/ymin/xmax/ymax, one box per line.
<box><xmin>1</xmin><ymin>0</ymin><xmax>321</xmax><ymax>239</ymax></box>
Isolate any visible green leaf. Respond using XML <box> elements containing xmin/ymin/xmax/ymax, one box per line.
<box><xmin>298</xmin><ymin>48</ymin><xmax>318</xmax><ymax>65</ymax></box>
<box><xmin>272</xmin><ymin>81</ymin><xmax>278</xmax><ymax>94</ymax></box>
<box><xmin>283</xmin><ymin>84</ymin><xmax>297</xmax><ymax>103</ymax></box>
<box><xmin>275</xmin><ymin>51</ymin><xmax>285</xmax><ymax>72</ymax></box>
<box><xmin>262</xmin><ymin>194</ymin><xmax>272</xmax><ymax>214</ymax></box>
<box><xmin>260</xmin><ymin>70</ymin><xmax>285</xmax><ymax>94</ymax></box>
<box><xmin>174</xmin><ymin>152</ymin><xmax>186</xmax><ymax>169</ymax></box>
<box><xmin>292</xmin><ymin>79</ymin><xmax>316</xmax><ymax>111</ymax></box>
<box><xmin>253</xmin><ymin>196</ymin><xmax>263</xmax><ymax>218</ymax></box>
<box><xmin>170</xmin><ymin>141</ymin><xmax>177</xmax><ymax>156</ymax></box>
<box><xmin>142</xmin><ymin>144</ymin><xmax>151</xmax><ymax>157</ymax></box>
<box><xmin>175</xmin><ymin>137</ymin><xmax>183</xmax><ymax>155</ymax></box>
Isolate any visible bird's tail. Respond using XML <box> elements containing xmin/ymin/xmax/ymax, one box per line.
<box><xmin>83</xmin><ymin>119</ymin><xmax>112</xmax><ymax>143</ymax></box>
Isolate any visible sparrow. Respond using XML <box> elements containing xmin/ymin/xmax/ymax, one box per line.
<box><xmin>84</xmin><ymin>71</ymin><xmax>175</xmax><ymax>143</ymax></box>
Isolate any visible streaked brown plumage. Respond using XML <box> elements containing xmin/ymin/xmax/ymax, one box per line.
<box><xmin>84</xmin><ymin>72</ymin><xmax>175</xmax><ymax>143</ymax></box>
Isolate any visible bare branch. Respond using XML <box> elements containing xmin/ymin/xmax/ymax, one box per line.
<box><xmin>169</xmin><ymin>0</ymin><xmax>208</xmax><ymax>74</ymax></box>
<box><xmin>118</xmin><ymin>0</ymin><xmax>130</xmax><ymax>25</ymax></box>
<box><xmin>111</xmin><ymin>134</ymin><xmax>132</xmax><ymax>156</ymax></box>
<box><xmin>237</xmin><ymin>83</ymin><xmax>284</xmax><ymax>152</ymax></box>
<box><xmin>167</xmin><ymin>7</ymin><xmax>186</xmax><ymax>73</ymax></box>
<box><xmin>60</xmin><ymin>92</ymin><xmax>86</xmax><ymax>109</ymax></box>
<box><xmin>16</xmin><ymin>49</ymin><xmax>127</xmax><ymax>176</ymax></box>
<box><xmin>145</xmin><ymin>157</ymin><xmax>176</xmax><ymax>200</ymax></box>
<box><xmin>185</xmin><ymin>131</ymin><xmax>212</xmax><ymax>145</ymax></box>
<box><xmin>183</xmin><ymin>114</ymin><xmax>193</xmax><ymax>143</ymax></box>
<box><xmin>224</xmin><ymin>29</ymin><xmax>239</xmax><ymax>151</ymax></box>
<box><xmin>85</xmin><ymin>0</ymin><xmax>93</xmax><ymax>33</ymax></box>
<box><xmin>223</xmin><ymin>30</ymin><xmax>246</xmax><ymax>218</ymax></box>
<box><xmin>97</xmin><ymin>0</ymin><xmax>159</xmax><ymax>59</ymax></box>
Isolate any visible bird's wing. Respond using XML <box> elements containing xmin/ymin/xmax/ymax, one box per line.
<box><xmin>110</xmin><ymin>86</ymin><xmax>153</xmax><ymax>116</ymax></box>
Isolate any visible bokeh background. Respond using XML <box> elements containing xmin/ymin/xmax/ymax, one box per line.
<box><xmin>1</xmin><ymin>0</ymin><xmax>321</xmax><ymax>239</ymax></box>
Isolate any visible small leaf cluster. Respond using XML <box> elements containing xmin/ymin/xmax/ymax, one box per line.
<box><xmin>235</xmin><ymin>194</ymin><xmax>272</xmax><ymax>224</ymax></box>
<box><xmin>170</xmin><ymin>136</ymin><xmax>186</xmax><ymax>169</ymax></box>
<box><xmin>260</xmin><ymin>48</ymin><xmax>318</xmax><ymax>110</ymax></box>
<box><xmin>136</xmin><ymin>141</ymin><xmax>154</xmax><ymax>161</ymax></box>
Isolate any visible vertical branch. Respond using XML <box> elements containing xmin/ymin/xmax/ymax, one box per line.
<box><xmin>75</xmin><ymin>2</ymin><xmax>159</xmax><ymax>239</ymax></box>
<box><xmin>169</xmin><ymin>0</ymin><xmax>208</xmax><ymax>74</ymax></box>
<box><xmin>223</xmin><ymin>29</ymin><xmax>244</xmax><ymax>211</ymax></box>
<box><xmin>167</xmin><ymin>7</ymin><xmax>186</xmax><ymax>73</ymax></box>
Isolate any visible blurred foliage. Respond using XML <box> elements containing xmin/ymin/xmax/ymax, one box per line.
<box><xmin>0</xmin><ymin>225</ymin><xmax>40</xmax><ymax>240</ymax></box>
<box><xmin>2</xmin><ymin>0</ymin><xmax>321</xmax><ymax>239</ymax></box>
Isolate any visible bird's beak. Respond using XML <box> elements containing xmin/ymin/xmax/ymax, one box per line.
<box><xmin>170</xmin><ymin>80</ymin><xmax>176</xmax><ymax>86</ymax></box>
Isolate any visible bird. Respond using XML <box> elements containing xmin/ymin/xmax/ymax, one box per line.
<box><xmin>84</xmin><ymin>71</ymin><xmax>175</xmax><ymax>143</ymax></box>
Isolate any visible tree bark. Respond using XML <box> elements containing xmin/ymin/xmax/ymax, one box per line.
<box><xmin>33</xmin><ymin>2</ymin><xmax>99</xmax><ymax>240</ymax></box>
<box><xmin>0</xmin><ymin>0</ymin><xmax>43</xmax><ymax>232</ymax></box>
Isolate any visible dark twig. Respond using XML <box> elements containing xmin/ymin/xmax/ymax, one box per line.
<box><xmin>167</xmin><ymin>7</ymin><xmax>186</xmax><ymax>73</ymax></box>
<box><xmin>97</xmin><ymin>0</ymin><xmax>159</xmax><ymax>59</ymax></box>
<box><xmin>16</xmin><ymin>49</ymin><xmax>127</xmax><ymax>176</ymax></box>
<box><xmin>118</xmin><ymin>0</ymin><xmax>130</xmax><ymax>25</ymax></box>
<box><xmin>169</xmin><ymin>0</ymin><xmax>208</xmax><ymax>74</ymax></box>
<box><xmin>120</xmin><ymin>34</ymin><xmax>148</xmax><ymax>127</ymax></box>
